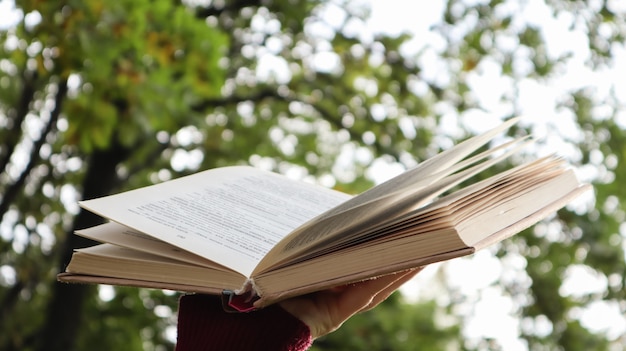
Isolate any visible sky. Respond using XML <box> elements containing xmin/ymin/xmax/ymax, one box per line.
<box><xmin>0</xmin><ymin>1</ymin><xmax>21</xmax><ymax>29</ymax></box>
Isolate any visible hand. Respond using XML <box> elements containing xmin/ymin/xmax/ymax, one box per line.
<box><xmin>278</xmin><ymin>267</ymin><xmax>423</xmax><ymax>338</ymax></box>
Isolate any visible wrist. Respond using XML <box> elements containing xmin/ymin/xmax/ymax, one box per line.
<box><xmin>176</xmin><ymin>294</ymin><xmax>312</xmax><ymax>351</ymax></box>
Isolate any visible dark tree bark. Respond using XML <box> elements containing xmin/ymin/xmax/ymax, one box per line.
<box><xmin>35</xmin><ymin>139</ymin><xmax>132</xmax><ymax>351</ymax></box>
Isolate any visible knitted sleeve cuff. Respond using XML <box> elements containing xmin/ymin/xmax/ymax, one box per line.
<box><xmin>175</xmin><ymin>294</ymin><xmax>312</xmax><ymax>351</ymax></box>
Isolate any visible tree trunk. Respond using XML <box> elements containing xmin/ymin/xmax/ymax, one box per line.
<box><xmin>35</xmin><ymin>140</ymin><xmax>131</xmax><ymax>351</ymax></box>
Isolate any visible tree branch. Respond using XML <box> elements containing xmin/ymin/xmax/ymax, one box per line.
<box><xmin>192</xmin><ymin>83</ymin><xmax>402</xmax><ymax>160</ymax></box>
<box><xmin>0</xmin><ymin>70</ymin><xmax>37</xmax><ymax>173</ymax></box>
<box><xmin>0</xmin><ymin>80</ymin><xmax>67</xmax><ymax>221</ymax></box>
<box><xmin>191</xmin><ymin>87</ymin><xmax>279</xmax><ymax>111</ymax></box>
<box><xmin>193</xmin><ymin>0</ymin><xmax>262</xmax><ymax>19</ymax></box>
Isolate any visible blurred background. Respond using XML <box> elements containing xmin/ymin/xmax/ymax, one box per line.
<box><xmin>1</xmin><ymin>0</ymin><xmax>625</xmax><ymax>350</ymax></box>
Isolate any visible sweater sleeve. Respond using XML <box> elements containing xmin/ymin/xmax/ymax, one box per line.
<box><xmin>175</xmin><ymin>294</ymin><xmax>313</xmax><ymax>351</ymax></box>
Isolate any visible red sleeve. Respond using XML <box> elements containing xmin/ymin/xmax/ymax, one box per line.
<box><xmin>175</xmin><ymin>294</ymin><xmax>312</xmax><ymax>351</ymax></box>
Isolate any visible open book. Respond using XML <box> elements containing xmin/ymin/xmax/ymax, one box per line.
<box><xmin>58</xmin><ymin>118</ymin><xmax>591</xmax><ymax>310</ymax></box>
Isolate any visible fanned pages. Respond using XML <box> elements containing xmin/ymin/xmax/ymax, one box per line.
<box><xmin>58</xmin><ymin>118</ymin><xmax>591</xmax><ymax>309</ymax></box>
<box><xmin>255</xmin><ymin>136</ymin><xmax>535</xmax><ymax>272</ymax></box>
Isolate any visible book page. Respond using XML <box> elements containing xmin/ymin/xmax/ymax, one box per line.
<box><xmin>307</xmin><ymin>117</ymin><xmax>522</xmax><ymax>221</ymax></box>
<box><xmin>255</xmin><ymin>132</ymin><xmax>529</xmax><ymax>273</ymax></box>
<box><xmin>252</xmin><ymin>159</ymin><xmax>588</xmax><ymax>301</ymax></box>
<box><xmin>76</xmin><ymin>222</ymin><xmax>230</xmax><ymax>269</ymax></box>
<box><xmin>66</xmin><ymin>244</ymin><xmax>247</xmax><ymax>291</ymax></box>
<box><xmin>79</xmin><ymin>166</ymin><xmax>350</xmax><ymax>277</ymax></box>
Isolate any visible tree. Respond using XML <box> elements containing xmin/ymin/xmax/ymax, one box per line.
<box><xmin>1</xmin><ymin>0</ymin><xmax>624</xmax><ymax>350</ymax></box>
<box><xmin>2</xmin><ymin>1</ymin><xmax>227</xmax><ymax>350</ymax></box>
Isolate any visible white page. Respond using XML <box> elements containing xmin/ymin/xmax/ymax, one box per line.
<box><xmin>76</xmin><ymin>222</ymin><xmax>229</xmax><ymax>269</ymax></box>
<box><xmin>79</xmin><ymin>166</ymin><xmax>350</xmax><ymax>277</ymax></box>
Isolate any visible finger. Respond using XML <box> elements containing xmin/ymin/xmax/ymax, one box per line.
<box><xmin>332</xmin><ymin>268</ymin><xmax>421</xmax><ymax>318</ymax></box>
<box><xmin>279</xmin><ymin>267</ymin><xmax>424</xmax><ymax>338</ymax></box>
<box><xmin>358</xmin><ymin>267</ymin><xmax>423</xmax><ymax>313</ymax></box>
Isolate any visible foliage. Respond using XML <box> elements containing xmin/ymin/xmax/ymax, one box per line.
<box><xmin>0</xmin><ymin>0</ymin><xmax>625</xmax><ymax>350</ymax></box>
<box><xmin>311</xmin><ymin>293</ymin><xmax>463</xmax><ymax>351</ymax></box>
